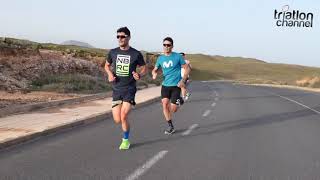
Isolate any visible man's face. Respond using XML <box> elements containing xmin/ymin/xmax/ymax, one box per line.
<box><xmin>163</xmin><ymin>40</ymin><xmax>173</xmax><ymax>54</ymax></box>
<box><xmin>117</xmin><ymin>32</ymin><xmax>130</xmax><ymax>47</ymax></box>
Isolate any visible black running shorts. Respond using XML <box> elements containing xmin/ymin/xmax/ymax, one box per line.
<box><xmin>161</xmin><ymin>86</ymin><xmax>181</xmax><ymax>105</ymax></box>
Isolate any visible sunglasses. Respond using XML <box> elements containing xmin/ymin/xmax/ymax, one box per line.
<box><xmin>117</xmin><ymin>35</ymin><xmax>127</xmax><ymax>39</ymax></box>
<box><xmin>163</xmin><ymin>44</ymin><xmax>172</xmax><ymax>47</ymax></box>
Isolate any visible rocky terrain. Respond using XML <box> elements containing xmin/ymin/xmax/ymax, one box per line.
<box><xmin>0</xmin><ymin>38</ymin><xmax>106</xmax><ymax>91</ymax></box>
<box><xmin>0</xmin><ymin>38</ymin><xmax>108</xmax><ymax>109</ymax></box>
<box><xmin>0</xmin><ymin>37</ymin><xmax>160</xmax><ymax>110</ymax></box>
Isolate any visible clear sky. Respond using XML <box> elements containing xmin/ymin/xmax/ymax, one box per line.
<box><xmin>0</xmin><ymin>0</ymin><xmax>319</xmax><ymax>67</ymax></box>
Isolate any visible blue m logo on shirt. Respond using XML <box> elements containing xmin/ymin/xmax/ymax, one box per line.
<box><xmin>163</xmin><ymin>60</ymin><xmax>173</xmax><ymax>68</ymax></box>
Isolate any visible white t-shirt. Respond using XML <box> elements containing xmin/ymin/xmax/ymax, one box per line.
<box><xmin>181</xmin><ymin>60</ymin><xmax>191</xmax><ymax>78</ymax></box>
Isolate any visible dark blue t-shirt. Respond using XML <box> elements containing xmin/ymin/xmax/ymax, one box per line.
<box><xmin>106</xmin><ymin>47</ymin><xmax>145</xmax><ymax>90</ymax></box>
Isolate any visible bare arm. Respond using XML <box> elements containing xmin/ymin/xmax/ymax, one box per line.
<box><xmin>104</xmin><ymin>62</ymin><xmax>116</xmax><ymax>82</ymax></box>
<box><xmin>181</xmin><ymin>64</ymin><xmax>190</xmax><ymax>81</ymax></box>
<box><xmin>139</xmin><ymin>65</ymin><xmax>147</xmax><ymax>76</ymax></box>
<box><xmin>133</xmin><ymin>65</ymin><xmax>147</xmax><ymax>80</ymax></box>
<box><xmin>152</xmin><ymin>66</ymin><xmax>159</xmax><ymax>80</ymax></box>
<box><xmin>178</xmin><ymin>64</ymin><xmax>190</xmax><ymax>88</ymax></box>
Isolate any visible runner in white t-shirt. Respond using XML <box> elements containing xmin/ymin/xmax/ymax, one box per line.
<box><xmin>180</xmin><ymin>53</ymin><xmax>191</xmax><ymax>100</ymax></box>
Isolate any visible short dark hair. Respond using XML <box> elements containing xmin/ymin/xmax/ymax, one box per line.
<box><xmin>163</xmin><ymin>37</ymin><xmax>173</xmax><ymax>46</ymax></box>
<box><xmin>117</xmin><ymin>27</ymin><xmax>131</xmax><ymax>37</ymax></box>
<box><xmin>180</xmin><ymin>52</ymin><xmax>185</xmax><ymax>56</ymax></box>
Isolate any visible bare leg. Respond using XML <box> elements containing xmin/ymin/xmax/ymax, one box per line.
<box><xmin>120</xmin><ymin>102</ymin><xmax>132</xmax><ymax>132</ymax></box>
<box><xmin>112</xmin><ymin>104</ymin><xmax>122</xmax><ymax>124</ymax></box>
<box><xmin>161</xmin><ymin>98</ymin><xmax>172</xmax><ymax>121</ymax></box>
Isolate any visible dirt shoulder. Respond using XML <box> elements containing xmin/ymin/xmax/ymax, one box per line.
<box><xmin>0</xmin><ymin>91</ymin><xmax>83</xmax><ymax>109</ymax></box>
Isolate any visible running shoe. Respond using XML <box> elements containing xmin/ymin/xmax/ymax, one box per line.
<box><xmin>164</xmin><ymin>127</ymin><xmax>176</xmax><ymax>135</ymax></box>
<box><xmin>119</xmin><ymin>138</ymin><xmax>130</xmax><ymax>150</ymax></box>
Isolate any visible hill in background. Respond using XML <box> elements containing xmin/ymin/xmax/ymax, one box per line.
<box><xmin>1</xmin><ymin>37</ymin><xmax>320</xmax><ymax>94</ymax></box>
<box><xmin>61</xmin><ymin>40</ymin><xmax>95</xmax><ymax>48</ymax></box>
<box><xmin>186</xmin><ymin>54</ymin><xmax>320</xmax><ymax>87</ymax></box>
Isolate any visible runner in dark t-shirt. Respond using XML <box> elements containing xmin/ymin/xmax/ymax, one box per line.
<box><xmin>105</xmin><ymin>27</ymin><xmax>146</xmax><ymax>150</ymax></box>
<box><xmin>106</xmin><ymin>47</ymin><xmax>145</xmax><ymax>91</ymax></box>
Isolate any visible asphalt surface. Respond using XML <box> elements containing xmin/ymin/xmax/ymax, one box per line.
<box><xmin>1</xmin><ymin>81</ymin><xmax>320</xmax><ymax>180</ymax></box>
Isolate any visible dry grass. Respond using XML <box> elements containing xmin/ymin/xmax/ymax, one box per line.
<box><xmin>296</xmin><ymin>76</ymin><xmax>320</xmax><ymax>88</ymax></box>
<box><xmin>5</xmin><ymin>37</ymin><xmax>320</xmax><ymax>90</ymax></box>
<box><xmin>186</xmin><ymin>54</ymin><xmax>320</xmax><ymax>88</ymax></box>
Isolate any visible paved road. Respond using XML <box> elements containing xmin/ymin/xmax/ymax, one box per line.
<box><xmin>1</xmin><ymin>81</ymin><xmax>320</xmax><ymax>180</ymax></box>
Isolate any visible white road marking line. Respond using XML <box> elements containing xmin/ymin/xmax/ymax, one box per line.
<box><xmin>182</xmin><ymin>124</ymin><xmax>199</xmax><ymax>136</ymax></box>
<box><xmin>275</xmin><ymin>94</ymin><xmax>320</xmax><ymax>114</ymax></box>
<box><xmin>202</xmin><ymin>110</ymin><xmax>211</xmax><ymax>117</ymax></box>
<box><xmin>212</xmin><ymin>102</ymin><xmax>216</xmax><ymax>107</ymax></box>
<box><xmin>125</xmin><ymin>150</ymin><xmax>169</xmax><ymax>180</ymax></box>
